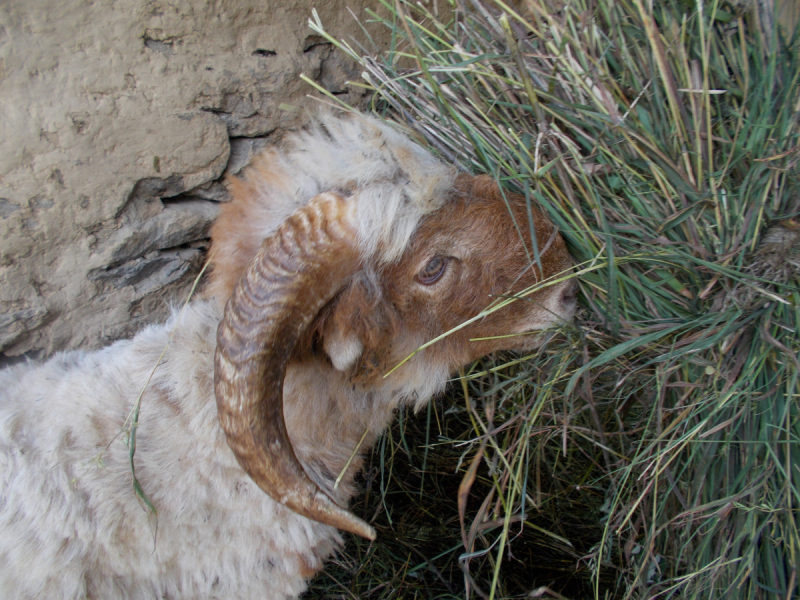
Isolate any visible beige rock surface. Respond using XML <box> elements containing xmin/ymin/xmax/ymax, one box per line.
<box><xmin>0</xmin><ymin>0</ymin><xmax>386</xmax><ymax>361</ymax></box>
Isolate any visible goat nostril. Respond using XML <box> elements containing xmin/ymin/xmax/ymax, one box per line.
<box><xmin>561</xmin><ymin>280</ymin><xmax>578</xmax><ymax>306</ymax></box>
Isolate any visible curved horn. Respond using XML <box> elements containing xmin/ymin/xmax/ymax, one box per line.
<box><xmin>214</xmin><ymin>192</ymin><xmax>376</xmax><ymax>541</ymax></box>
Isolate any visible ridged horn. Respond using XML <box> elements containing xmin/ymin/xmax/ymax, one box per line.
<box><xmin>214</xmin><ymin>192</ymin><xmax>376</xmax><ymax>541</ymax></box>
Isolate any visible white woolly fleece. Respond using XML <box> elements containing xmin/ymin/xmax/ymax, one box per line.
<box><xmin>248</xmin><ymin>112</ymin><xmax>457</xmax><ymax>263</ymax></box>
<box><xmin>0</xmin><ymin>303</ymin><xmax>453</xmax><ymax>599</ymax></box>
<box><xmin>0</xmin><ymin>303</ymin><xmax>340</xmax><ymax>600</ymax></box>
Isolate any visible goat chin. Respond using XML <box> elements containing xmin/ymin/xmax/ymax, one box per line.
<box><xmin>0</xmin><ymin>112</ymin><xmax>575</xmax><ymax>599</ymax></box>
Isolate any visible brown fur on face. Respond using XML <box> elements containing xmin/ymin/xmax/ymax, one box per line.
<box><xmin>301</xmin><ymin>173</ymin><xmax>575</xmax><ymax>388</ymax></box>
<box><xmin>208</xmin><ymin>170</ymin><xmax>575</xmax><ymax>388</ymax></box>
<box><xmin>206</xmin><ymin>150</ymin><xmax>575</xmax><ymax>404</ymax></box>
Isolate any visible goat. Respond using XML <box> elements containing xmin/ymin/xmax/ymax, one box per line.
<box><xmin>0</xmin><ymin>113</ymin><xmax>577</xmax><ymax>599</ymax></box>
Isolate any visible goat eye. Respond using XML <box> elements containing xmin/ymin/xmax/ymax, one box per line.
<box><xmin>417</xmin><ymin>256</ymin><xmax>448</xmax><ymax>285</ymax></box>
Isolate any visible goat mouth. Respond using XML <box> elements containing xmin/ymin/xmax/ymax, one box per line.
<box><xmin>510</xmin><ymin>316</ymin><xmax>573</xmax><ymax>350</ymax></box>
<box><xmin>515</xmin><ymin>315</ymin><xmax>572</xmax><ymax>336</ymax></box>
<box><xmin>513</xmin><ymin>330</ymin><xmax>550</xmax><ymax>352</ymax></box>
<box><xmin>468</xmin><ymin>328</ymin><xmax>548</xmax><ymax>354</ymax></box>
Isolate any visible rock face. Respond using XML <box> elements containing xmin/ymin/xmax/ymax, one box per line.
<box><xmin>0</xmin><ymin>0</ymin><xmax>386</xmax><ymax>362</ymax></box>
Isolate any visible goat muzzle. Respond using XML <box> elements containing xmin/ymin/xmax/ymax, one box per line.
<box><xmin>214</xmin><ymin>192</ymin><xmax>376</xmax><ymax>541</ymax></box>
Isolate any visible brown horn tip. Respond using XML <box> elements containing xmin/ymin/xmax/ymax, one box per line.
<box><xmin>214</xmin><ymin>192</ymin><xmax>376</xmax><ymax>541</ymax></box>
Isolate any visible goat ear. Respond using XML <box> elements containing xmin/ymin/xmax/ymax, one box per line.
<box><xmin>318</xmin><ymin>272</ymin><xmax>385</xmax><ymax>372</ymax></box>
<box><xmin>322</xmin><ymin>324</ymin><xmax>364</xmax><ymax>372</ymax></box>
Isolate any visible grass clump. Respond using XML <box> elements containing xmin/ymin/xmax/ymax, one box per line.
<box><xmin>305</xmin><ymin>1</ymin><xmax>800</xmax><ymax>598</ymax></box>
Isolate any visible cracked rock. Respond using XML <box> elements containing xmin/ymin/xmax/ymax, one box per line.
<box><xmin>0</xmin><ymin>306</ymin><xmax>54</xmax><ymax>353</ymax></box>
<box><xmin>0</xmin><ymin>0</ymin><xmax>390</xmax><ymax>359</ymax></box>
<box><xmin>102</xmin><ymin>200</ymin><xmax>219</xmax><ymax>265</ymax></box>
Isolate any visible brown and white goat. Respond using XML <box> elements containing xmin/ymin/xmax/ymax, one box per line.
<box><xmin>0</xmin><ymin>113</ymin><xmax>576</xmax><ymax>599</ymax></box>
